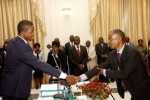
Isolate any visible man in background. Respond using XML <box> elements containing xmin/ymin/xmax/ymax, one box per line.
<box><xmin>65</xmin><ymin>35</ymin><xmax>74</xmax><ymax>55</ymax></box>
<box><xmin>64</xmin><ymin>35</ymin><xmax>75</xmax><ymax>74</ymax></box>
<box><xmin>95</xmin><ymin>37</ymin><xmax>109</xmax><ymax>65</ymax></box>
<box><xmin>85</xmin><ymin>40</ymin><xmax>96</xmax><ymax>70</ymax></box>
<box><xmin>33</xmin><ymin>43</ymin><xmax>45</xmax><ymax>89</ymax></box>
<box><xmin>137</xmin><ymin>39</ymin><xmax>146</xmax><ymax>56</ymax></box>
<box><xmin>0</xmin><ymin>40</ymin><xmax>9</xmax><ymax>74</ymax></box>
<box><xmin>70</xmin><ymin>36</ymin><xmax>88</xmax><ymax>75</ymax></box>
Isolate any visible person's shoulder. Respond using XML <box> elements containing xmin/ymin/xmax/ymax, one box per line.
<box><xmin>80</xmin><ymin>45</ymin><xmax>86</xmax><ymax>49</ymax></box>
<box><xmin>125</xmin><ymin>45</ymin><xmax>140</xmax><ymax>56</ymax></box>
<box><xmin>95</xmin><ymin>43</ymin><xmax>99</xmax><ymax>47</ymax></box>
<box><xmin>65</xmin><ymin>42</ymin><xmax>69</xmax><ymax>46</ymax></box>
<box><xmin>7</xmin><ymin>37</ymin><xmax>18</xmax><ymax>47</ymax></box>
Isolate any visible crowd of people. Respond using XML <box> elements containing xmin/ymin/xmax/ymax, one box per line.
<box><xmin>30</xmin><ymin>34</ymin><xmax>150</xmax><ymax>87</ymax></box>
<box><xmin>0</xmin><ymin>20</ymin><xmax>150</xmax><ymax>100</ymax></box>
<box><xmin>1</xmin><ymin>31</ymin><xmax>150</xmax><ymax>88</ymax></box>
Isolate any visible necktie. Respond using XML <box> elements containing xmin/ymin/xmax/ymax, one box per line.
<box><xmin>77</xmin><ymin>46</ymin><xmax>80</xmax><ymax>56</ymax></box>
<box><xmin>117</xmin><ymin>52</ymin><xmax>127</xmax><ymax>90</ymax></box>
<box><xmin>37</xmin><ymin>53</ymin><xmax>39</xmax><ymax>59</ymax></box>
<box><xmin>117</xmin><ymin>53</ymin><xmax>121</xmax><ymax>62</ymax></box>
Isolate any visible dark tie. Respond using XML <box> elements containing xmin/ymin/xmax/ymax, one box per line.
<box><xmin>117</xmin><ymin>53</ymin><xmax>121</xmax><ymax>62</ymax></box>
<box><xmin>77</xmin><ymin>46</ymin><xmax>80</xmax><ymax>56</ymax></box>
<box><xmin>37</xmin><ymin>53</ymin><xmax>39</xmax><ymax>59</ymax></box>
<box><xmin>116</xmin><ymin>52</ymin><xmax>128</xmax><ymax>91</ymax></box>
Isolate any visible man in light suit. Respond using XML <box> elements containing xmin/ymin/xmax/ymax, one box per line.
<box><xmin>80</xmin><ymin>29</ymin><xmax>150</xmax><ymax>100</ymax></box>
<box><xmin>0</xmin><ymin>20</ymin><xmax>78</xmax><ymax>100</ymax></box>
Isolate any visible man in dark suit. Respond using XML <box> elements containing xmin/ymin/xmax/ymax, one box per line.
<box><xmin>81</xmin><ymin>29</ymin><xmax>150</xmax><ymax>100</ymax></box>
<box><xmin>64</xmin><ymin>35</ymin><xmax>75</xmax><ymax>74</ymax></box>
<box><xmin>70</xmin><ymin>36</ymin><xmax>88</xmax><ymax>75</ymax></box>
<box><xmin>0</xmin><ymin>20</ymin><xmax>79</xmax><ymax>100</ymax></box>
<box><xmin>65</xmin><ymin>35</ymin><xmax>74</xmax><ymax>55</ymax></box>
<box><xmin>95</xmin><ymin>37</ymin><xmax>109</xmax><ymax>65</ymax></box>
<box><xmin>95</xmin><ymin>37</ymin><xmax>110</xmax><ymax>82</ymax></box>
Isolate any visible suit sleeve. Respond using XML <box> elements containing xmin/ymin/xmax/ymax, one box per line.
<box><xmin>106</xmin><ymin>51</ymin><xmax>139</xmax><ymax>80</ymax></box>
<box><xmin>82</xmin><ymin>47</ymin><xmax>88</xmax><ymax>64</ymax></box>
<box><xmin>95</xmin><ymin>45</ymin><xmax>100</xmax><ymax>56</ymax></box>
<box><xmin>19</xmin><ymin>49</ymin><xmax>61</xmax><ymax>78</ymax></box>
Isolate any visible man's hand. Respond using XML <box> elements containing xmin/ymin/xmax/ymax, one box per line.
<box><xmin>66</xmin><ymin>75</ymin><xmax>80</xmax><ymax>85</ymax></box>
<box><xmin>98</xmin><ymin>68</ymin><xmax>106</xmax><ymax>77</ymax></box>
<box><xmin>94</xmin><ymin>66</ymin><xmax>105</xmax><ymax>75</ymax></box>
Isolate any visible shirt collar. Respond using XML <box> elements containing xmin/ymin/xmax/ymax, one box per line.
<box><xmin>69</xmin><ymin>42</ymin><xmax>74</xmax><ymax>46</ymax></box>
<box><xmin>117</xmin><ymin>44</ymin><xmax>125</xmax><ymax>54</ymax></box>
<box><xmin>18</xmin><ymin>35</ymin><xmax>28</xmax><ymax>44</ymax></box>
<box><xmin>75</xmin><ymin>45</ymin><xmax>80</xmax><ymax>49</ymax></box>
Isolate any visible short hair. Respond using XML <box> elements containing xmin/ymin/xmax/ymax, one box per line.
<box><xmin>33</xmin><ymin>43</ymin><xmax>40</xmax><ymax>48</ymax></box>
<box><xmin>111</xmin><ymin>29</ymin><xmax>126</xmax><ymax>42</ymax></box>
<box><xmin>86</xmin><ymin>40</ymin><xmax>91</xmax><ymax>43</ymax></box>
<box><xmin>17</xmin><ymin>20</ymin><xmax>33</xmax><ymax>34</ymax></box>
<box><xmin>52</xmin><ymin>41</ymin><xmax>59</xmax><ymax>47</ymax></box>
<box><xmin>74</xmin><ymin>36</ymin><xmax>80</xmax><ymax>40</ymax></box>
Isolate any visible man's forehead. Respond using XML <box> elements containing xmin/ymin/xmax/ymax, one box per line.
<box><xmin>111</xmin><ymin>33</ymin><xmax>121</xmax><ymax>38</ymax></box>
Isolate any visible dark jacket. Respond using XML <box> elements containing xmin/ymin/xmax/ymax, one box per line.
<box><xmin>95</xmin><ymin>42</ymin><xmax>109</xmax><ymax>65</ymax></box>
<box><xmin>70</xmin><ymin>45</ymin><xmax>88</xmax><ymax>75</ymax></box>
<box><xmin>105</xmin><ymin>45</ymin><xmax>150</xmax><ymax>100</ymax></box>
<box><xmin>85</xmin><ymin>45</ymin><xmax>150</xmax><ymax>100</ymax></box>
<box><xmin>0</xmin><ymin>36</ymin><xmax>61</xmax><ymax>98</ymax></box>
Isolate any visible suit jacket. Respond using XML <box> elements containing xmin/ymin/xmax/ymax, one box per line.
<box><xmin>0</xmin><ymin>36</ymin><xmax>61</xmax><ymax>98</ymax></box>
<box><xmin>64</xmin><ymin>42</ymin><xmax>75</xmax><ymax>74</ymax></box>
<box><xmin>86</xmin><ymin>45</ymin><xmax>150</xmax><ymax>100</ymax></box>
<box><xmin>47</xmin><ymin>51</ymin><xmax>67</xmax><ymax>72</ymax></box>
<box><xmin>65</xmin><ymin>42</ymin><xmax>74</xmax><ymax>55</ymax></box>
<box><xmin>0</xmin><ymin>50</ymin><xmax>3</xmax><ymax>73</ymax></box>
<box><xmin>70</xmin><ymin>45</ymin><xmax>88</xmax><ymax>75</ymax></box>
<box><xmin>95</xmin><ymin>42</ymin><xmax>109</xmax><ymax>65</ymax></box>
<box><xmin>0</xmin><ymin>48</ymin><xmax>6</xmax><ymax>68</ymax></box>
<box><xmin>85</xmin><ymin>45</ymin><xmax>150</xmax><ymax>100</ymax></box>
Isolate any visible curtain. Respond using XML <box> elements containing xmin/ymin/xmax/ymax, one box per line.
<box><xmin>0</xmin><ymin>0</ymin><xmax>48</xmax><ymax>87</ymax></box>
<box><xmin>0</xmin><ymin>0</ymin><xmax>46</xmax><ymax>47</ymax></box>
<box><xmin>89</xmin><ymin>0</ymin><xmax>150</xmax><ymax>46</ymax></box>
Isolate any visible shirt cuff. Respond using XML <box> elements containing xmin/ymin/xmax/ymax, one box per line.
<box><xmin>103</xmin><ymin>69</ymin><xmax>106</xmax><ymax>77</ymax></box>
<box><xmin>80</xmin><ymin>74</ymin><xmax>88</xmax><ymax>81</ymax></box>
<box><xmin>59</xmin><ymin>72</ymin><xmax>67</xmax><ymax>79</ymax></box>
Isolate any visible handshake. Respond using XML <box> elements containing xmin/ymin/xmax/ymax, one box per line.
<box><xmin>64</xmin><ymin>67</ymin><xmax>105</xmax><ymax>86</ymax></box>
<box><xmin>65</xmin><ymin>75</ymin><xmax>80</xmax><ymax>86</ymax></box>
